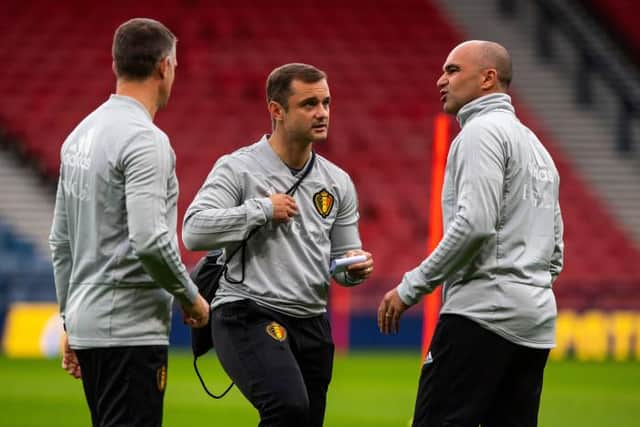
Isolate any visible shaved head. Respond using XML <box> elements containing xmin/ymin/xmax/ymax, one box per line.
<box><xmin>452</xmin><ymin>40</ymin><xmax>512</xmax><ymax>89</ymax></box>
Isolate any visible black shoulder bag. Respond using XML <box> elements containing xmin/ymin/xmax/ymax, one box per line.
<box><xmin>190</xmin><ymin>151</ymin><xmax>316</xmax><ymax>398</ymax></box>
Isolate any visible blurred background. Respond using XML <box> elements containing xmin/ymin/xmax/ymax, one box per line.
<box><xmin>0</xmin><ymin>0</ymin><xmax>638</xmax><ymax>425</ymax></box>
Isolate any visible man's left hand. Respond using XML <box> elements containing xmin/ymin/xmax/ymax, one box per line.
<box><xmin>62</xmin><ymin>335</ymin><xmax>82</xmax><ymax>379</ymax></box>
<box><xmin>345</xmin><ymin>249</ymin><xmax>374</xmax><ymax>281</ymax></box>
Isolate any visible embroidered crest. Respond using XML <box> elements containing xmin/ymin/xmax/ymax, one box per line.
<box><xmin>157</xmin><ymin>364</ymin><xmax>167</xmax><ymax>392</ymax></box>
<box><xmin>266</xmin><ymin>322</ymin><xmax>287</xmax><ymax>342</ymax></box>
<box><xmin>313</xmin><ymin>189</ymin><xmax>335</xmax><ymax>218</ymax></box>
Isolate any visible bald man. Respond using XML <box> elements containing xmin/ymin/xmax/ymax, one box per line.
<box><xmin>378</xmin><ymin>41</ymin><xmax>564</xmax><ymax>426</ymax></box>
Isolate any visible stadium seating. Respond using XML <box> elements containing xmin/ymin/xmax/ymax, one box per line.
<box><xmin>0</xmin><ymin>219</ymin><xmax>56</xmax><ymax>308</ymax></box>
<box><xmin>1</xmin><ymin>0</ymin><xmax>639</xmax><ymax>311</ymax></box>
<box><xmin>584</xmin><ymin>0</ymin><xmax>640</xmax><ymax>62</ymax></box>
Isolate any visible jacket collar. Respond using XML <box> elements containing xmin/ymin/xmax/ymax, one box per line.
<box><xmin>456</xmin><ymin>93</ymin><xmax>514</xmax><ymax>128</ymax></box>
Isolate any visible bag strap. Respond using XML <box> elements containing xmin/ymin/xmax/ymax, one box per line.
<box><xmin>224</xmin><ymin>150</ymin><xmax>316</xmax><ymax>284</ymax></box>
<box><xmin>194</xmin><ymin>151</ymin><xmax>316</xmax><ymax>400</ymax></box>
<box><xmin>194</xmin><ymin>358</ymin><xmax>235</xmax><ymax>399</ymax></box>
<box><xmin>284</xmin><ymin>150</ymin><xmax>316</xmax><ymax>196</ymax></box>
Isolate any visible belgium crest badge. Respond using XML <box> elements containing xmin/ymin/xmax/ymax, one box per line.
<box><xmin>313</xmin><ymin>189</ymin><xmax>334</xmax><ymax>218</ymax></box>
<box><xmin>157</xmin><ymin>364</ymin><xmax>167</xmax><ymax>392</ymax></box>
<box><xmin>266</xmin><ymin>322</ymin><xmax>287</xmax><ymax>342</ymax></box>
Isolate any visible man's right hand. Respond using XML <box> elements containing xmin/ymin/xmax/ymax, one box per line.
<box><xmin>270</xmin><ymin>193</ymin><xmax>298</xmax><ymax>223</ymax></box>
<box><xmin>377</xmin><ymin>288</ymin><xmax>409</xmax><ymax>335</ymax></box>
<box><xmin>182</xmin><ymin>294</ymin><xmax>210</xmax><ymax>328</ymax></box>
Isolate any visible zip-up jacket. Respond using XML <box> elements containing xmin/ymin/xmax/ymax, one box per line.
<box><xmin>397</xmin><ymin>94</ymin><xmax>564</xmax><ymax>348</ymax></box>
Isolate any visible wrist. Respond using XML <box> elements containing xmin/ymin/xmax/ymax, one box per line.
<box><xmin>257</xmin><ymin>197</ymin><xmax>274</xmax><ymax>221</ymax></box>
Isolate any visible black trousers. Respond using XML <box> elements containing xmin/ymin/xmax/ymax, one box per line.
<box><xmin>75</xmin><ymin>345</ymin><xmax>168</xmax><ymax>427</ymax></box>
<box><xmin>212</xmin><ymin>300</ymin><xmax>334</xmax><ymax>427</ymax></box>
<box><xmin>412</xmin><ymin>314</ymin><xmax>550</xmax><ymax>427</ymax></box>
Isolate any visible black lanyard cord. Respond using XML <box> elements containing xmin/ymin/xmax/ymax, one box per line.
<box><xmin>224</xmin><ymin>151</ymin><xmax>316</xmax><ymax>284</ymax></box>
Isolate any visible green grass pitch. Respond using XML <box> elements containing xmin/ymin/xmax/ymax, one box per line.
<box><xmin>0</xmin><ymin>351</ymin><xmax>637</xmax><ymax>426</ymax></box>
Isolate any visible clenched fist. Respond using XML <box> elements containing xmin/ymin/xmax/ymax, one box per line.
<box><xmin>270</xmin><ymin>193</ymin><xmax>298</xmax><ymax>223</ymax></box>
<box><xmin>181</xmin><ymin>294</ymin><xmax>210</xmax><ymax>328</ymax></box>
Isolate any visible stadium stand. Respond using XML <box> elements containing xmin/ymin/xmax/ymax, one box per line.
<box><xmin>0</xmin><ymin>0</ymin><xmax>638</xmax><ymax>313</ymax></box>
<box><xmin>582</xmin><ymin>0</ymin><xmax>640</xmax><ymax>64</ymax></box>
<box><xmin>0</xmin><ymin>218</ymin><xmax>56</xmax><ymax>332</ymax></box>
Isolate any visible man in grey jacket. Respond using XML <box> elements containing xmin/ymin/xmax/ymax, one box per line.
<box><xmin>183</xmin><ymin>63</ymin><xmax>374</xmax><ymax>427</ymax></box>
<box><xmin>378</xmin><ymin>41</ymin><xmax>564</xmax><ymax>426</ymax></box>
<box><xmin>49</xmin><ymin>18</ymin><xmax>209</xmax><ymax>427</ymax></box>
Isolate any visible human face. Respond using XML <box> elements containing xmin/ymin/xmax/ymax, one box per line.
<box><xmin>158</xmin><ymin>45</ymin><xmax>177</xmax><ymax>110</ymax></box>
<box><xmin>436</xmin><ymin>44</ymin><xmax>487</xmax><ymax>115</ymax></box>
<box><xmin>280</xmin><ymin>79</ymin><xmax>330</xmax><ymax>144</ymax></box>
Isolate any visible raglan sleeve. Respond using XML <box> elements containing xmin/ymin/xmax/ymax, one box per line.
<box><xmin>123</xmin><ymin>131</ymin><xmax>198</xmax><ymax>305</ymax></box>
<box><xmin>397</xmin><ymin>124</ymin><xmax>506</xmax><ymax>305</ymax></box>
<box><xmin>182</xmin><ymin>156</ymin><xmax>273</xmax><ymax>251</ymax></box>
<box><xmin>329</xmin><ymin>174</ymin><xmax>364</xmax><ymax>285</ymax></box>
<box><xmin>49</xmin><ymin>166</ymin><xmax>73</xmax><ymax>321</ymax></box>
<box><xmin>549</xmin><ymin>180</ymin><xmax>564</xmax><ymax>283</ymax></box>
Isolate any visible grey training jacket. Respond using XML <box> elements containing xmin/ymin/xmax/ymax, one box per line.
<box><xmin>49</xmin><ymin>95</ymin><xmax>198</xmax><ymax>349</ymax></box>
<box><xmin>397</xmin><ymin>94</ymin><xmax>564</xmax><ymax>348</ymax></box>
<box><xmin>183</xmin><ymin>135</ymin><xmax>363</xmax><ymax>317</ymax></box>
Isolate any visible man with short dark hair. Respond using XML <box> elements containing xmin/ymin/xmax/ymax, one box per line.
<box><xmin>183</xmin><ymin>62</ymin><xmax>374</xmax><ymax>427</ymax></box>
<box><xmin>49</xmin><ymin>18</ymin><xmax>209</xmax><ymax>427</ymax></box>
<box><xmin>378</xmin><ymin>40</ymin><xmax>564</xmax><ymax>426</ymax></box>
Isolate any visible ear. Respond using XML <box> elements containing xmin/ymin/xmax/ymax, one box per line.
<box><xmin>157</xmin><ymin>56</ymin><xmax>170</xmax><ymax>80</ymax></box>
<box><xmin>268</xmin><ymin>100</ymin><xmax>285</xmax><ymax>122</ymax></box>
<box><xmin>112</xmin><ymin>61</ymin><xmax>118</xmax><ymax>77</ymax></box>
<box><xmin>481</xmin><ymin>68</ymin><xmax>498</xmax><ymax>90</ymax></box>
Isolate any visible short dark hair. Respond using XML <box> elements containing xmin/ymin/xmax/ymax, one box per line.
<box><xmin>112</xmin><ymin>18</ymin><xmax>176</xmax><ymax>80</ymax></box>
<box><xmin>266</xmin><ymin>63</ymin><xmax>327</xmax><ymax>109</ymax></box>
